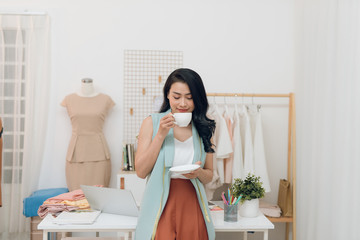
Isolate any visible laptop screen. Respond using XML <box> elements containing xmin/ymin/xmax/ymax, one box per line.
<box><xmin>81</xmin><ymin>185</ymin><xmax>139</xmax><ymax>217</ymax></box>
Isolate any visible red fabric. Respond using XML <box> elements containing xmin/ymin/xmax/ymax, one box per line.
<box><xmin>37</xmin><ymin>204</ymin><xmax>79</xmax><ymax>218</ymax></box>
<box><xmin>45</xmin><ymin>185</ymin><xmax>103</xmax><ymax>203</ymax></box>
<box><xmin>45</xmin><ymin>189</ymin><xmax>85</xmax><ymax>203</ymax></box>
<box><xmin>155</xmin><ymin>179</ymin><xmax>208</xmax><ymax>240</ymax></box>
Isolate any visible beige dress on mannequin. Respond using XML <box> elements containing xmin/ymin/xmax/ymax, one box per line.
<box><xmin>61</xmin><ymin>93</ymin><xmax>115</xmax><ymax>191</ymax></box>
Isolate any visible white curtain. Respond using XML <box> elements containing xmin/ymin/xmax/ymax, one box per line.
<box><xmin>295</xmin><ymin>0</ymin><xmax>360</xmax><ymax>240</ymax></box>
<box><xmin>0</xmin><ymin>14</ymin><xmax>50</xmax><ymax>240</ymax></box>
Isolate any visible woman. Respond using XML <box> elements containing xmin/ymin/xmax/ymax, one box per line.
<box><xmin>135</xmin><ymin>68</ymin><xmax>216</xmax><ymax>240</ymax></box>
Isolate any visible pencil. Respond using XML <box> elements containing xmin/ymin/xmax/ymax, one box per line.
<box><xmin>221</xmin><ymin>192</ymin><xmax>228</xmax><ymax>205</ymax></box>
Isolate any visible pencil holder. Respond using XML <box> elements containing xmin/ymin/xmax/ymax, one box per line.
<box><xmin>224</xmin><ymin>204</ymin><xmax>238</xmax><ymax>222</ymax></box>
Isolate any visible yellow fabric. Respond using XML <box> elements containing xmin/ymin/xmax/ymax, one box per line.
<box><xmin>62</xmin><ymin>199</ymin><xmax>90</xmax><ymax>209</ymax></box>
<box><xmin>43</xmin><ymin>198</ymin><xmax>90</xmax><ymax>209</ymax></box>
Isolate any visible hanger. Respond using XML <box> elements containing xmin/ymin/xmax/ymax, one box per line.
<box><xmin>257</xmin><ymin>104</ymin><xmax>262</xmax><ymax>112</ymax></box>
<box><xmin>251</xmin><ymin>94</ymin><xmax>262</xmax><ymax>112</ymax></box>
<box><xmin>246</xmin><ymin>93</ymin><xmax>257</xmax><ymax>112</ymax></box>
<box><xmin>246</xmin><ymin>94</ymin><xmax>262</xmax><ymax>113</ymax></box>
<box><xmin>224</xmin><ymin>97</ymin><xmax>230</xmax><ymax>115</ymax></box>
<box><xmin>208</xmin><ymin>96</ymin><xmax>216</xmax><ymax>115</ymax></box>
<box><xmin>223</xmin><ymin>96</ymin><xmax>234</xmax><ymax>123</ymax></box>
<box><xmin>214</xmin><ymin>96</ymin><xmax>221</xmax><ymax>115</ymax></box>
<box><xmin>238</xmin><ymin>93</ymin><xmax>246</xmax><ymax>116</ymax></box>
<box><xmin>245</xmin><ymin>94</ymin><xmax>254</xmax><ymax>111</ymax></box>
<box><xmin>234</xmin><ymin>94</ymin><xmax>239</xmax><ymax>115</ymax></box>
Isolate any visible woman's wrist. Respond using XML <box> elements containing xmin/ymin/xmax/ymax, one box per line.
<box><xmin>197</xmin><ymin>168</ymin><xmax>212</xmax><ymax>184</ymax></box>
<box><xmin>155</xmin><ymin>132</ymin><xmax>167</xmax><ymax>143</ymax></box>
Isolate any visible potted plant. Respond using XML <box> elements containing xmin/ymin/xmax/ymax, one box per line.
<box><xmin>231</xmin><ymin>173</ymin><xmax>265</xmax><ymax>217</ymax></box>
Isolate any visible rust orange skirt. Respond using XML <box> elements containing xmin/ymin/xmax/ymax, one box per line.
<box><xmin>155</xmin><ymin>178</ymin><xmax>208</xmax><ymax>240</ymax></box>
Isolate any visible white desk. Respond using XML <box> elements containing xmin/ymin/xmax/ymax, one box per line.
<box><xmin>38</xmin><ymin>213</ymin><xmax>136</xmax><ymax>240</ymax></box>
<box><xmin>212</xmin><ymin>211</ymin><xmax>274</xmax><ymax>240</ymax></box>
<box><xmin>38</xmin><ymin>211</ymin><xmax>274</xmax><ymax>240</ymax></box>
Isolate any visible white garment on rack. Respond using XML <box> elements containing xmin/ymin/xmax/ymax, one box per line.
<box><xmin>223</xmin><ymin>110</ymin><xmax>234</xmax><ymax>184</ymax></box>
<box><xmin>214</xmin><ymin>105</ymin><xmax>233</xmax><ymax>159</ymax></box>
<box><xmin>248</xmin><ymin>105</ymin><xmax>271</xmax><ymax>193</ymax></box>
<box><xmin>224</xmin><ymin>104</ymin><xmax>233</xmax><ymax>124</ymax></box>
<box><xmin>232</xmin><ymin>107</ymin><xmax>244</xmax><ymax>182</ymax></box>
<box><xmin>239</xmin><ymin>105</ymin><xmax>254</xmax><ymax>176</ymax></box>
<box><xmin>204</xmin><ymin>105</ymin><xmax>223</xmax><ymax>200</ymax></box>
<box><xmin>209</xmin><ymin>104</ymin><xmax>232</xmax><ymax>183</ymax></box>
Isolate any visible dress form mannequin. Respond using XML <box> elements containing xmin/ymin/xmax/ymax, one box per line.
<box><xmin>61</xmin><ymin>82</ymin><xmax>115</xmax><ymax>191</ymax></box>
<box><xmin>77</xmin><ymin>78</ymin><xmax>99</xmax><ymax>97</ymax></box>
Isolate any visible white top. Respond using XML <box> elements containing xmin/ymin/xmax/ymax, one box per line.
<box><xmin>240</xmin><ymin>105</ymin><xmax>254</xmax><ymax>176</ymax></box>
<box><xmin>171</xmin><ymin>136</ymin><xmax>194</xmax><ymax>179</ymax></box>
<box><xmin>232</xmin><ymin>109</ymin><xmax>244</xmax><ymax>181</ymax></box>
<box><xmin>248</xmin><ymin>105</ymin><xmax>271</xmax><ymax>192</ymax></box>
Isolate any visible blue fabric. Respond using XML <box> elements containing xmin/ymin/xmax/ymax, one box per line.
<box><xmin>23</xmin><ymin>188</ymin><xmax>69</xmax><ymax>217</ymax></box>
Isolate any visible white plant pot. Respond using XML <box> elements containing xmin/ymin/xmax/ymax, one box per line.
<box><xmin>239</xmin><ymin>198</ymin><xmax>259</xmax><ymax>217</ymax></box>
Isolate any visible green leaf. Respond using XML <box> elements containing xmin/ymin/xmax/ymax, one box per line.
<box><xmin>231</xmin><ymin>173</ymin><xmax>265</xmax><ymax>203</ymax></box>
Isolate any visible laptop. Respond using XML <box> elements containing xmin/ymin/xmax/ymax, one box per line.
<box><xmin>81</xmin><ymin>185</ymin><xmax>139</xmax><ymax>217</ymax></box>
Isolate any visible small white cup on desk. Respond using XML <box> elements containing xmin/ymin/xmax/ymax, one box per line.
<box><xmin>173</xmin><ymin>112</ymin><xmax>192</xmax><ymax>127</ymax></box>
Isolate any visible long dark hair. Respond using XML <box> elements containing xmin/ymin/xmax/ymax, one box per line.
<box><xmin>160</xmin><ymin>68</ymin><xmax>216</xmax><ymax>153</ymax></box>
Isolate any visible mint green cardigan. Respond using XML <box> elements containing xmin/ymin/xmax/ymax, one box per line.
<box><xmin>135</xmin><ymin>110</ymin><xmax>215</xmax><ymax>240</ymax></box>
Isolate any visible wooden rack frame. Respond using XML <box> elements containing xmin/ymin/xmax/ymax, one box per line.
<box><xmin>207</xmin><ymin>92</ymin><xmax>296</xmax><ymax>240</ymax></box>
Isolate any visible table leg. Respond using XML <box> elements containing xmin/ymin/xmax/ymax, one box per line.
<box><xmin>264</xmin><ymin>230</ymin><xmax>269</xmax><ymax>240</ymax></box>
<box><xmin>43</xmin><ymin>230</ymin><xmax>48</xmax><ymax>240</ymax></box>
<box><xmin>244</xmin><ymin>231</ymin><xmax>248</xmax><ymax>240</ymax></box>
<box><xmin>116</xmin><ymin>232</ymin><xmax>130</xmax><ymax>240</ymax></box>
<box><xmin>286</xmin><ymin>223</ymin><xmax>290</xmax><ymax>240</ymax></box>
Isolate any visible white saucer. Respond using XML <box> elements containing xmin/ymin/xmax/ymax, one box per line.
<box><xmin>169</xmin><ymin>164</ymin><xmax>200</xmax><ymax>174</ymax></box>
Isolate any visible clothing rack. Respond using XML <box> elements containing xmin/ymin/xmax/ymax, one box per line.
<box><xmin>207</xmin><ymin>92</ymin><xmax>296</xmax><ymax>240</ymax></box>
<box><xmin>0</xmin><ymin>11</ymin><xmax>48</xmax><ymax>16</ymax></box>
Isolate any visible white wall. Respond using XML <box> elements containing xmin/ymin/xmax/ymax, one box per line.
<box><xmin>3</xmin><ymin>0</ymin><xmax>295</xmax><ymax>239</ymax></box>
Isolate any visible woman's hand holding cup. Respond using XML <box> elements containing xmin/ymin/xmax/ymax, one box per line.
<box><xmin>158</xmin><ymin>112</ymin><xmax>192</xmax><ymax>139</ymax></box>
<box><xmin>158</xmin><ymin>113</ymin><xmax>176</xmax><ymax>137</ymax></box>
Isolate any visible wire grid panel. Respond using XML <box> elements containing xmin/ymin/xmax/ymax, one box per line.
<box><xmin>123</xmin><ymin>50</ymin><xmax>183</xmax><ymax>146</ymax></box>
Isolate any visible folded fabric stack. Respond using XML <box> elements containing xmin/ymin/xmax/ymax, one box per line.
<box><xmin>23</xmin><ymin>188</ymin><xmax>69</xmax><ymax>217</ymax></box>
<box><xmin>38</xmin><ymin>188</ymin><xmax>90</xmax><ymax>218</ymax></box>
<box><xmin>259</xmin><ymin>200</ymin><xmax>282</xmax><ymax>217</ymax></box>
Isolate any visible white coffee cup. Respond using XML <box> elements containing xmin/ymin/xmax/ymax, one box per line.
<box><xmin>173</xmin><ymin>112</ymin><xmax>192</xmax><ymax>127</ymax></box>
